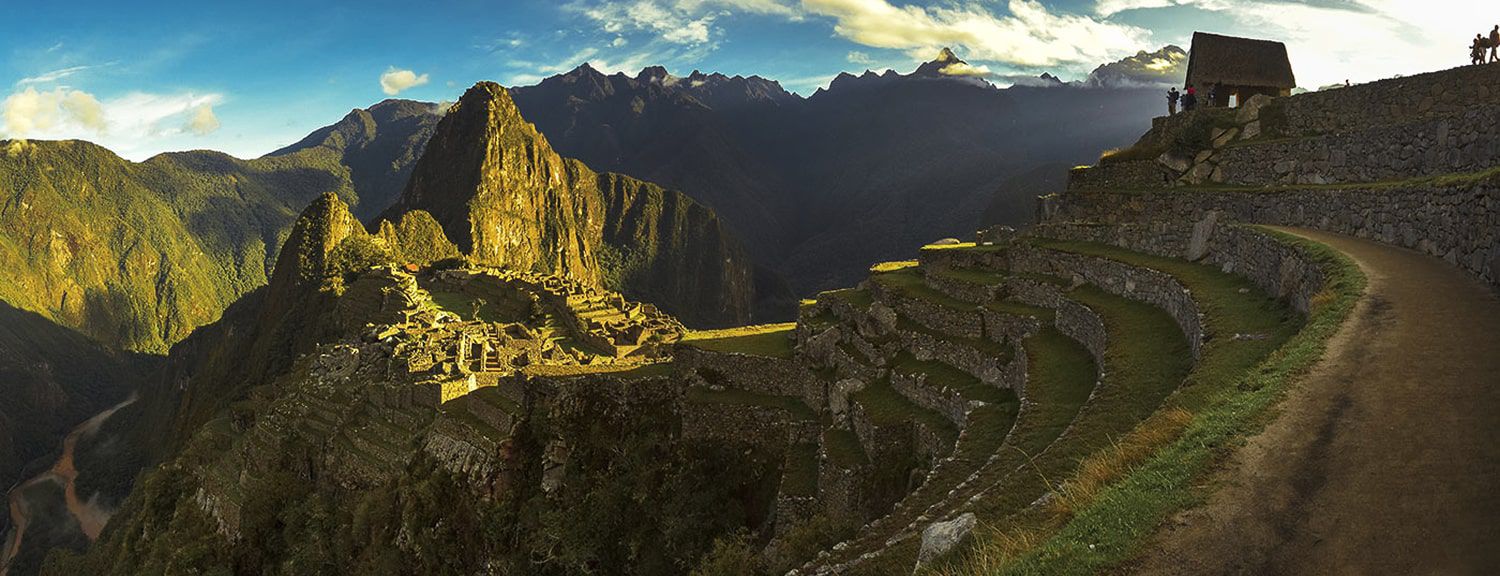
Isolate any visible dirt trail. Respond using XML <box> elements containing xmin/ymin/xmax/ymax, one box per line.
<box><xmin>1126</xmin><ymin>229</ymin><xmax>1500</xmax><ymax>576</ymax></box>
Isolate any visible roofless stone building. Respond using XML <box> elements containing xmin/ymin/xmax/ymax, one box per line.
<box><xmin>1186</xmin><ymin>31</ymin><xmax>1296</xmax><ymax>107</ymax></box>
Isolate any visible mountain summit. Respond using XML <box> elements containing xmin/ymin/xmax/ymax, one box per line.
<box><xmin>381</xmin><ymin>81</ymin><xmax>783</xmax><ymax>326</ymax></box>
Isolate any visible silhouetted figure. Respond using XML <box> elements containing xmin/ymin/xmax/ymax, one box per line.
<box><xmin>1491</xmin><ymin>25</ymin><xmax>1499</xmax><ymax>63</ymax></box>
<box><xmin>1167</xmin><ymin>87</ymin><xmax>1180</xmax><ymax>115</ymax></box>
<box><xmin>1475</xmin><ymin>35</ymin><xmax>1487</xmax><ymax>65</ymax></box>
<box><xmin>1183</xmin><ymin>84</ymin><xmax>1198</xmax><ymax>112</ymax></box>
<box><xmin>1207</xmin><ymin>84</ymin><xmax>1218</xmax><ymax>108</ymax></box>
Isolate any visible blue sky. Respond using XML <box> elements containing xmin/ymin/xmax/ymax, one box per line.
<box><xmin>2</xmin><ymin>0</ymin><xmax>1488</xmax><ymax>160</ymax></box>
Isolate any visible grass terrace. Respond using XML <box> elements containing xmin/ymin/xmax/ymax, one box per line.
<box><xmin>895</xmin><ymin>316</ymin><xmax>1013</xmax><ymax>361</ymax></box>
<box><xmin>872</xmin><ymin>268</ymin><xmax>979</xmax><ymax>312</ymax></box>
<box><xmin>783</xmin><ymin>443</ymin><xmax>821</xmax><ymax>497</ymax></box>
<box><xmin>823</xmin><ymin>428</ymin><xmax>868</xmax><ymax>468</ymax></box>
<box><xmin>892</xmin><ymin>352</ymin><xmax>1013</xmax><ymax>405</ymax></box>
<box><xmin>926</xmin><ymin>232</ymin><xmax>1351</xmax><ymax>575</ymax></box>
<box><xmin>850</xmin><ymin>378</ymin><xmax>958</xmax><ymax>443</ymax></box>
<box><xmin>929</xmin><ymin>267</ymin><xmax>1008</xmax><ymax>286</ymax></box>
<box><xmin>681</xmin><ymin>323</ymin><xmax>797</xmax><ymax>359</ymax></box>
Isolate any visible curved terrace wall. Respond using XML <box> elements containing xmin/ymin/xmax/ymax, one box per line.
<box><xmin>1046</xmin><ymin>183</ymin><xmax>1500</xmax><ymax>288</ymax></box>
<box><xmin>1010</xmin><ymin>243</ymin><xmax>1205</xmax><ymax>359</ymax></box>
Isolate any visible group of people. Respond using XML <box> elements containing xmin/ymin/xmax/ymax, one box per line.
<box><xmin>1471</xmin><ymin>25</ymin><xmax>1499</xmax><ymax>65</ymax></box>
<box><xmin>1166</xmin><ymin>83</ymin><xmax>1217</xmax><ymax>115</ymax></box>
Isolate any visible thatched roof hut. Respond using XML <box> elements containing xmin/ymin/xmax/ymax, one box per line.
<box><xmin>1185</xmin><ymin>32</ymin><xmax>1296</xmax><ymax>106</ymax></box>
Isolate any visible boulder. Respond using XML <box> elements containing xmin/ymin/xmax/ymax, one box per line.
<box><xmin>1212</xmin><ymin>127</ymin><xmax>1240</xmax><ymax>148</ymax></box>
<box><xmin>1236</xmin><ymin>94</ymin><xmax>1272</xmax><ymax>124</ymax></box>
<box><xmin>1156</xmin><ymin>152</ymin><xmax>1192</xmax><ymax>173</ymax></box>
<box><xmin>1240</xmin><ymin>120</ymin><xmax>1262</xmax><ymax>140</ymax></box>
<box><xmin>1187</xmin><ymin>211</ymin><xmax>1219</xmax><ymax>261</ymax></box>
<box><xmin>914</xmin><ymin>513</ymin><xmax>978</xmax><ymax>572</ymax></box>
<box><xmin>829</xmin><ymin>378</ymin><xmax>867</xmax><ymax>420</ymax></box>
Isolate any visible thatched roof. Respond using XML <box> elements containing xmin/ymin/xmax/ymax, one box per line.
<box><xmin>1185</xmin><ymin>32</ymin><xmax>1296</xmax><ymax>89</ymax></box>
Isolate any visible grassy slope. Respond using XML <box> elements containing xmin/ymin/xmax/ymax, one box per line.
<box><xmin>930</xmin><ymin>232</ymin><xmax>1354</xmax><ymax>574</ymax></box>
<box><xmin>681</xmin><ymin>323</ymin><xmax>796</xmax><ymax>359</ymax></box>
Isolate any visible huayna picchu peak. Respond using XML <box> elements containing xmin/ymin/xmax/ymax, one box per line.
<box><xmin>6</xmin><ymin>10</ymin><xmax>1500</xmax><ymax>576</ymax></box>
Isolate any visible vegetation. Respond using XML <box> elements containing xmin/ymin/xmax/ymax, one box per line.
<box><xmin>850</xmin><ymin>379</ymin><xmax>958</xmax><ymax>443</ymax></box>
<box><xmin>892</xmin><ymin>352</ymin><xmax>1013</xmax><ymax>405</ymax></box>
<box><xmin>685</xmin><ymin>387</ymin><xmax>817</xmax><ymax>421</ymax></box>
<box><xmin>1098</xmin><ymin>108</ymin><xmax>1239</xmax><ymax>165</ymax></box>
<box><xmin>925</xmin><ymin>234</ymin><xmax>1345</xmax><ymax>574</ymax></box>
<box><xmin>682</xmin><ymin>323</ymin><xmax>796</xmax><ymax>358</ymax></box>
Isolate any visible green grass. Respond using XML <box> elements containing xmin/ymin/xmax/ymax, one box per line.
<box><xmin>965</xmin><ymin>284</ymin><xmax>1193</xmax><ymax>519</ymax></box>
<box><xmin>685</xmin><ymin>387</ymin><xmax>817</xmax><ymax>421</ymax></box>
<box><xmin>833</xmin><ymin>326</ymin><xmax>1098</xmax><ymax>571</ymax></box>
<box><xmin>920</xmin><ymin>242</ymin><xmax>979</xmax><ymax>251</ymax></box>
<box><xmin>681</xmin><ymin>323</ymin><xmax>796</xmax><ymax>359</ymax></box>
<box><xmin>892</xmin><ymin>352</ymin><xmax>1013</xmax><ymax>405</ymax></box>
<box><xmin>871</xmin><ymin>260</ymin><xmax>920</xmax><ymax>273</ymax></box>
<box><xmin>873</xmin><ymin>268</ymin><xmax>979</xmax><ymax>311</ymax></box>
<box><xmin>783</xmin><ymin>443</ymin><xmax>821</xmax><ymax>497</ymax></box>
<box><xmin>930</xmin><ymin>267</ymin><xmax>1008</xmax><ymax>286</ymax></box>
<box><xmin>850</xmin><ymin>379</ymin><xmax>959</xmax><ymax>443</ymax></box>
<box><xmin>896</xmin><ymin>316</ymin><xmax>1013</xmax><ymax>360</ymax></box>
<box><xmin>926</xmin><ymin>232</ymin><xmax>1347</xmax><ymax>575</ymax></box>
<box><xmin>825</xmin><ymin>288</ymin><xmax>874</xmax><ymax>309</ymax></box>
<box><xmin>985</xmin><ymin>300</ymin><xmax>1057</xmax><ymax>322</ymax></box>
<box><xmin>823</xmin><ymin>429</ymin><xmax>868</xmax><ymax>468</ymax></box>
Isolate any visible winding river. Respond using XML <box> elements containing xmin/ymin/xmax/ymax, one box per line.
<box><xmin>1</xmin><ymin>394</ymin><xmax>136</xmax><ymax>575</ymax></box>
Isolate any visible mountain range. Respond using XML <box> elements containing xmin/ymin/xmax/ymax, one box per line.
<box><xmin>0</xmin><ymin>47</ymin><xmax>1183</xmax><ymax>576</ymax></box>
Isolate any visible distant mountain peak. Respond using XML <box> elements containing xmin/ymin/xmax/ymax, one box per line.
<box><xmin>913</xmin><ymin>47</ymin><xmax>973</xmax><ymax>78</ymax></box>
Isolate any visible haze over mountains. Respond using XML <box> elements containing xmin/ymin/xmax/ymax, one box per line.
<box><xmin>511</xmin><ymin>48</ymin><xmax>1172</xmax><ymax>292</ymax></box>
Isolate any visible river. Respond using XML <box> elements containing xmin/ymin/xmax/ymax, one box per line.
<box><xmin>0</xmin><ymin>394</ymin><xmax>137</xmax><ymax>575</ymax></box>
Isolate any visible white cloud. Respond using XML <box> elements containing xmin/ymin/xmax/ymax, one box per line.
<box><xmin>1094</xmin><ymin>0</ymin><xmax>1484</xmax><ymax>88</ymax></box>
<box><xmin>16</xmin><ymin>65</ymin><xmax>95</xmax><ymax>86</ymax></box>
<box><xmin>1</xmin><ymin>87</ymin><xmax>226</xmax><ymax>159</ymax></box>
<box><xmin>847</xmin><ymin>50</ymin><xmax>875</xmax><ymax>65</ymax></box>
<box><xmin>577</xmin><ymin>1</ymin><xmax>718</xmax><ymax>45</ymax></box>
<box><xmin>186</xmin><ymin>103</ymin><xmax>220</xmax><ymax>135</ymax></box>
<box><xmin>801</xmin><ymin>0</ymin><xmax>1152</xmax><ymax>68</ymax></box>
<box><xmin>2</xmin><ymin>87</ymin><xmax>105</xmax><ymax>135</ymax></box>
<box><xmin>940</xmin><ymin>61</ymin><xmax>994</xmax><ymax>77</ymax></box>
<box><xmin>379</xmin><ymin>68</ymin><xmax>430</xmax><ymax>96</ymax></box>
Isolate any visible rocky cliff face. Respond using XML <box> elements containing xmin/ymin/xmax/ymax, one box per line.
<box><xmin>385</xmin><ymin>82</ymin><xmax>602</xmax><ymax>284</ymax></box>
<box><xmin>384</xmin><ymin>82</ymin><xmax>778</xmax><ymax>327</ymax></box>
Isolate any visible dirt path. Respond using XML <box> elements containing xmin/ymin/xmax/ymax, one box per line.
<box><xmin>1126</xmin><ymin>229</ymin><xmax>1500</xmax><ymax>576</ymax></box>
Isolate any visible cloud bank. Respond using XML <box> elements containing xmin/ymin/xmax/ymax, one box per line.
<box><xmin>1</xmin><ymin>87</ymin><xmax>226</xmax><ymax>159</ymax></box>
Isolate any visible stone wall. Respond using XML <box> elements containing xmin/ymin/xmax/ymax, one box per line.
<box><xmin>890</xmin><ymin>371</ymin><xmax>972</xmax><ymax>427</ymax></box>
<box><xmin>869</xmin><ymin>280</ymin><xmax>985</xmax><ymax>339</ymax></box>
<box><xmin>896</xmin><ymin>328</ymin><xmax>1013</xmax><ymax>389</ymax></box>
<box><xmin>1067</xmin><ymin>159</ymin><xmax>1174</xmax><ymax>191</ymax></box>
<box><xmin>1216</xmin><ymin>105</ymin><xmax>1500</xmax><ymax>186</ymax></box>
<box><xmin>1011</xmin><ymin>244</ymin><xmax>1205</xmax><ymax>359</ymax></box>
<box><xmin>1047</xmin><ymin>183</ymin><xmax>1500</xmax><ymax>288</ymax></box>
<box><xmin>918</xmin><ymin>246</ymin><xmax>1010</xmax><ymax>271</ymax></box>
<box><xmin>1266</xmin><ymin>64</ymin><xmax>1500</xmax><ymax>137</ymax></box>
<box><xmin>675</xmin><ymin>346</ymin><xmax>827</xmax><ymax>414</ymax></box>
<box><xmin>1030</xmin><ymin>220</ymin><xmax>1333</xmax><ymax>315</ymax></box>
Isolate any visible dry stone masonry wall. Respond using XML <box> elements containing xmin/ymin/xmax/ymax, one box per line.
<box><xmin>1048</xmin><ymin>183</ymin><xmax>1500</xmax><ymax>289</ymax></box>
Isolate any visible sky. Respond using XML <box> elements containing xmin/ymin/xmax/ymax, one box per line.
<box><xmin>1</xmin><ymin>0</ymin><xmax>1491</xmax><ymax>160</ymax></box>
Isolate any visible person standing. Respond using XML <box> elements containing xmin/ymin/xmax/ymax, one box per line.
<box><xmin>1491</xmin><ymin>25</ymin><xmax>1499</xmax><ymax>63</ymax></box>
<box><xmin>1183</xmin><ymin>84</ymin><xmax>1197</xmax><ymax>112</ymax></box>
<box><xmin>1208</xmin><ymin>84</ymin><xmax>1218</xmax><ymax>108</ymax></box>
<box><xmin>1167</xmin><ymin>87</ymin><xmax>1180</xmax><ymax>115</ymax></box>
